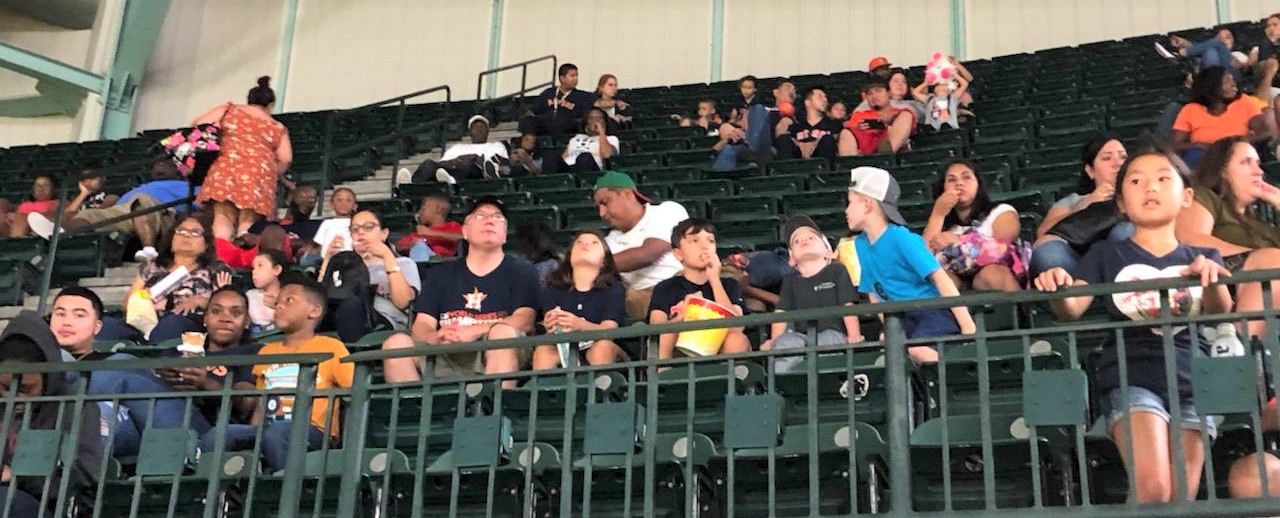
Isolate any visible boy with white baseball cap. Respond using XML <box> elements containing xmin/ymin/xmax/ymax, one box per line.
<box><xmin>845</xmin><ymin>166</ymin><xmax>974</xmax><ymax>362</ymax></box>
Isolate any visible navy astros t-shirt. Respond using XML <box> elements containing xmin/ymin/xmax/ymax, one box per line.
<box><xmin>1070</xmin><ymin>239</ymin><xmax>1222</xmax><ymax>402</ymax></box>
<box><xmin>414</xmin><ymin>255</ymin><xmax>540</xmax><ymax>327</ymax></box>
<box><xmin>541</xmin><ymin>281</ymin><xmax>627</xmax><ymax>327</ymax></box>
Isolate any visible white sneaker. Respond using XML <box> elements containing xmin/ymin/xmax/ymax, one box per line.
<box><xmin>134</xmin><ymin>246</ymin><xmax>159</xmax><ymax>263</ymax></box>
<box><xmin>1211</xmin><ymin>322</ymin><xmax>1246</xmax><ymax>357</ymax></box>
<box><xmin>396</xmin><ymin>167</ymin><xmax>413</xmax><ymax>185</ymax></box>
<box><xmin>1154</xmin><ymin>41</ymin><xmax>1178</xmax><ymax>60</ymax></box>
<box><xmin>26</xmin><ymin>212</ymin><xmax>59</xmax><ymax>239</ymax></box>
<box><xmin>435</xmin><ymin>167</ymin><xmax>457</xmax><ymax>185</ymax></box>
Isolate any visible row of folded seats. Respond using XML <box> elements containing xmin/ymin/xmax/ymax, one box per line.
<box><xmin>70</xmin><ymin>304</ymin><xmax>1273</xmax><ymax>516</ymax></box>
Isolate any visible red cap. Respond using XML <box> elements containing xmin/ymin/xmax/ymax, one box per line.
<box><xmin>868</xmin><ymin>57</ymin><xmax>891</xmax><ymax>71</ymax></box>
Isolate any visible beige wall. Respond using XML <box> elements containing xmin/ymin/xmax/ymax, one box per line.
<box><xmin>1230</xmin><ymin>0</ymin><xmax>1278</xmax><ymax>22</ymax></box>
<box><xmin>723</xmin><ymin>0</ymin><xmax>950</xmax><ymax>81</ymax></box>
<box><xmin>132</xmin><ymin>0</ymin><xmax>283</xmax><ymax>133</ymax></box>
<box><xmin>965</xmin><ymin>0</ymin><xmax>1216</xmax><ymax>59</ymax></box>
<box><xmin>283</xmin><ymin>0</ymin><xmax>490</xmax><ymax>111</ymax></box>
<box><xmin>495</xmin><ymin>0</ymin><xmax>712</xmax><ymax>98</ymax></box>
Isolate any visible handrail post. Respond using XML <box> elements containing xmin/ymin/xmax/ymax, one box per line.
<box><xmin>883</xmin><ymin>315</ymin><xmax>913</xmax><ymax>515</ymax></box>
<box><xmin>35</xmin><ymin>181</ymin><xmax>70</xmax><ymax>315</ymax></box>
<box><xmin>336</xmin><ymin>362</ymin><xmax>373</xmax><ymax>517</ymax></box>
<box><xmin>277</xmin><ymin>363</ymin><xmax>319</xmax><ymax>518</ymax></box>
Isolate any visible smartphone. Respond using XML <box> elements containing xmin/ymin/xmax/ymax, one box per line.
<box><xmin>864</xmin><ymin>119</ymin><xmax>887</xmax><ymax>130</ymax></box>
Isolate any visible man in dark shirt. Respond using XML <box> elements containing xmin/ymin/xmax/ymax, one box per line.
<box><xmin>519</xmin><ymin>63</ymin><xmax>596</xmax><ymax>137</ymax></box>
<box><xmin>380</xmin><ymin>196</ymin><xmax>539</xmax><ymax>386</ymax></box>
<box><xmin>777</xmin><ymin>86</ymin><xmax>842</xmax><ymax>160</ymax></box>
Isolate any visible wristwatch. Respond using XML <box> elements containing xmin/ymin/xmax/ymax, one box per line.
<box><xmin>386</xmin><ymin>263</ymin><xmax>402</xmax><ymax>274</ymax></box>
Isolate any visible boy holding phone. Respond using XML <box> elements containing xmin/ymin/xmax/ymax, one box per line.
<box><xmin>840</xmin><ymin>79</ymin><xmax>916</xmax><ymax>156</ymax></box>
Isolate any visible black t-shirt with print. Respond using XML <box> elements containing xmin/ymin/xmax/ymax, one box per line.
<box><xmin>777</xmin><ymin>263</ymin><xmax>857</xmax><ymax>334</ymax></box>
<box><xmin>1071</xmin><ymin>239</ymin><xmax>1222</xmax><ymax>402</ymax></box>
<box><xmin>647</xmin><ymin>275</ymin><xmax>746</xmax><ymax>323</ymax></box>
<box><xmin>415</xmin><ymin>255</ymin><xmax>540</xmax><ymax>328</ymax></box>
<box><xmin>163</xmin><ymin>341</ymin><xmax>262</xmax><ymax>423</ymax></box>
<box><xmin>788</xmin><ymin>116</ymin><xmax>843</xmax><ymax>143</ymax></box>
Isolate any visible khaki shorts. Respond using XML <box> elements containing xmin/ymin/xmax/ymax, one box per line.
<box><xmin>413</xmin><ymin>327</ymin><xmax>532</xmax><ymax>380</ymax></box>
<box><xmin>625</xmin><ymin>286</ymin><xmax>655</xmax><ymax>322</ymax></box>
<box><xmin>75</xmin><ymin>194</ymin><xmax>168</xmax><ymax>235</ymax></box>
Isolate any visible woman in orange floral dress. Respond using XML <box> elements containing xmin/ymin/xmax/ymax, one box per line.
<box><xmin>194</xmin><ymin>76</ymin><xmax>293</xmax><ymax>241</ymax></box>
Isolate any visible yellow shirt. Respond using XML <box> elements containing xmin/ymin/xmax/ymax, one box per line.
<box><xmin>253</xmin><ymin>335</ymin><xmax>354</xmax><ymax>436</ymax></box>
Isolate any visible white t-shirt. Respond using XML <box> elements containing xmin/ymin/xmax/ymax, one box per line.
<box><xmin>946</xmin><ymin>203</ymin><xmax>1017</xmax><ymax>238</ymax></box>
<box><xmin>312</xmin><ymin>217</ymin><xmax>352</xmax><ymax>252</ymax></box>
<box><xmin>441</xmin><ymin>141</ymin><xmax>508</xmax><ymax>162</ymax></box>
<box><xmin>606</xmin><ymin>201</ymin><xmax>689</xmax><ymax>290</ymax></box>
<box><xmin>564</xmin><ymin>134</ymin><xmax>621</xmax><ymax>168</ymax></box>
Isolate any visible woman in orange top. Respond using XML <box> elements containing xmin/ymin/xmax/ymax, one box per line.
<box><xmin>1171</xmin><ymin>66</ymin><xmax>1272</xmax><ymax>167</ymax></box>
<box><xmin>194</xmin><ymin>77</ymin><xmax>293</xmax><ymax>242</ymax></box>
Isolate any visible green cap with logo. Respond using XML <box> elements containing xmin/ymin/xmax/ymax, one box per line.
<box><xmin>593</xmin><ymin>171</ymin><xmax>651</xmax><ymax>203</ymax></box>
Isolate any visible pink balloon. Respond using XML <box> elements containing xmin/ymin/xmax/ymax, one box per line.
<box><xmin>925</xmin><ymin>71</ymin><xmax>937</xmax><ymax>84</ymax></box>
<box><xmin>940</xmin><ymin>68</ymin><xmax>952</xmax><ymax>79</ymax></box>
<box><xmin>933</xmin><ymin>52</ymin><xmax>944</xmax><ymax>61</ymax></box>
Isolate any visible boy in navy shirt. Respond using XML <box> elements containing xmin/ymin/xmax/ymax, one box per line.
<box><xmin>648</xmin><ymin>218</ymin><xmax>752</xmax><ymax>359</ymax></box>
<box><xmin>845</xmin><ymin>166</ymin><xmax>974</xmax><ymax>362</ymax></box>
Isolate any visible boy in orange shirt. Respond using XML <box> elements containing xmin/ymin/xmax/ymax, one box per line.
<box><xmin>219</xmin><ymin>277</ymin><xmax>353</xmax><ymax>472</ymax></box>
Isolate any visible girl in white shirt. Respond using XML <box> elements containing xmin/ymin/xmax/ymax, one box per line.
<box><xmin>923</xmin><ymin>158</ymin><xmax>1025</xmax><ymax>291</ymax></box>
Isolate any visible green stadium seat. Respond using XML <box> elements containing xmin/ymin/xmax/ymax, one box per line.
<box><xmin>668</xmin><ymin>179</ymin><xmax>733</xmax><ymax>199</ymax></box>
<box><xmin>395</xmin><ymin>182</ymin><xmax>451</xmax><ymax>201</ymax></box>
<box><xmin>612</xmin><ymin>152</ymin><xmax>665</xmax><ymax>170</ymax></box>
<box><xmin>1022</xmin><ymin>147</ymin><xmax>1081</xmax><ymax>168</ymax></box>
<box><xmin>636</xmin><ymin>166</ymin><xmax>701</xmax><ymax>184</ymax></box>
<box><xmin>834</xmin><ymin>155</ymin><xmax>895</xmax><ymax>171</ymax></box>
<box><xmin>507</xmin><ymin>205</ymin><xmax>562</xmax><ymax>230</ymax></box>
<box><xmin>711</xmin><ymin>195</ymin><xmax>778</xmax><ymax>221</ymax></box>
<box><xmin>665</xmin><ymin>149</ymin><xmax>716</xmax><ymax>167</ymax></box>
<box><xmin>517</xmin><ymin>174</ymin><xmax>578</xmax><ymax>192</ymax></box>
<box><xmin>737</xmin><ymin>175</ymin><xmax>806</xmax><ymax>195</ymax></box>
<box><xmin>456</xmin><ymin>178</ymin><xmax>514</xmax><ymax>196</ymax></box>
<box><xmin>537</xmin><ymin>188</ymin><xmax>595</xmax><ymax>207</ymax></box>
<box><xmin>770</xmin><ymin>158</ymin><xmax>830</xmax><ymax>176</ymax></box>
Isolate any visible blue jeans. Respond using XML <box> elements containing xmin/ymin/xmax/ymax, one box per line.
<box><xmin>771</xmin><ymin>329</ymin><xmax>848</xmax><ymax>373</ymax></box>
<box><xmin>1185</xmin><ymin>38</ymin><xmax>1240</xmax><ymax>80</ymax></box>
<box><xmin>712</xmin><ymin>104</ymin><xmax>773</xmax><ymax>170</ymax></box>
<box><xmin>220</xmin><ymin>420</ymin><xmax>327</xmax><ymax>473</ymax></box>
<box><xmin>0</xmin><ymin>488</ymin><xmax>39</xmax><ymax>517</ymax></box>
<box><xmin>1030</xmin><ymin>221</ymin><xmax>1135</xmax><ymax>276</ymax></box>
<box><xmin>97</xmin><ymin>313</ymin><xmax>204</xmax><ymax>344</ymax></box>
<box><xmin>89</xmin><ymin>369</ymin><xmax>212</xmax><ymax>457</ymax></box>
<box><xmin>1104</xmin><ymin>386</ymin><xmax>1217</xmax><ymax>438</ymax></box>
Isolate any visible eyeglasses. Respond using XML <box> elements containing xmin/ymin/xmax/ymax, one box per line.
<box><xmin>350</xmin><ymin>222</ymin><xmax>382</xmax><ymax>233</ymax></box>
<box><xmin>174</xmin><ymin>228</ymin><xmax>204</xmax><ymax>238</ymax></box>
<box><xmin>468</xmin><ymin>212</ymin><xmax>507</xmax><ymax>222</ymax></box>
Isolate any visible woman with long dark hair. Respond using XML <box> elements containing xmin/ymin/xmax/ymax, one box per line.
<box><xmin>532</xmin><ymin>231</ymin><xmax>628</xmax><ymax>369</ymax></box>
<box><xmin>1030</xmin><ymin>135</ymin><xmax>1133</xmax><ymax>275</ymax></box>
<box><xmin>195</xmin><ymin>76</ymin><xmax>293</xmax><ymax>241</ymax></box>
<box><xmin>1176</xmin><ymin>136</ymin><xmax>1280</xmax><ymax>337</ymax></box>
<box><xmin>923</xmin><ymin>158</ymin><xmax>1024</xmax><ymax>291</ymax></box>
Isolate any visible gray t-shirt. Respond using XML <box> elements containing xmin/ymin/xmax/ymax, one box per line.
<box><xmin>1052</xmin><ymin>193</ymin><xmax>1086</xmax><ymax>210</ymax></box>
<box><xmin>367</xmin><ymin>256</ymin><xmax>422</xmax><ymax>330</ymax></box>
<box><xmin>923</xmin><ymin>94</ymin><xmax>960</xmax><ymax>130</ymax></box>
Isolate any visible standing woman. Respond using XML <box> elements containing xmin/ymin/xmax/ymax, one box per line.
<box><xmin>195</xmin><ymin>76</ymin><xmax>293</xmax><ymax>242</ymax></box>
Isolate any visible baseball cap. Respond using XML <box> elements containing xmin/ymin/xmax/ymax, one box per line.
<box><xmin>867</xmin><ymin>57</ymin><xmax>891</xmax><ymax>71</ymax></box>
<box><xmin>466</xmin><ymin>195</ymin><xmax>507</xmax><ymax>218</ymax></box>
<box><xmin>861</xmin><ymin>78</ymin><xmax>889</xmax><ymax>93</ymax></box>
<box><xmin>467</xmin><ymin>115</ymin><xmax>490</xmax><ymax>127</ymax></box>
<box><xmin>848</xmin><ymin>167</ymin><xmax>907</xmax><ymax>226</ymax></box>
<box><xmin>592</xmin><ymin>171</ymin><xmax>651</xmax><ymax>204</ymax></box>
<box><xmin>783</xmin><ymin>214</ymin><xmax>832</xmax><ymax>251</ymax></box>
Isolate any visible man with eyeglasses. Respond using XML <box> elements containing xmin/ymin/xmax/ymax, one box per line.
<box><xmin>380</xmin><ymin>196</ymin><xmax>539</xmax><ymax>385</ymax></box>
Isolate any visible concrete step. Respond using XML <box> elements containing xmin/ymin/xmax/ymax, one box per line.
<box><xmin>26</xmin><ymin>285</ymin><xmax>131</xmax><ymax>309</ymax></box>
<box><xmin>80</xmin><ymin>275</ymin><xmax>137</xmax><ymax>288</ymax></box>
<box><xmin>0</xmin><ymin>305</ymin><xmax>25</xmax><ymax>319</ymax></box>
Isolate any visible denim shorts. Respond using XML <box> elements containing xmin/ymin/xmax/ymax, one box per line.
<box><xmin>902</xmin><ymin>308</ymin><xmax>960</xmax><ymax>340</ymax></box>
<box><xmin>1104</xmin><ymin>386</ymin><xmax>1217</xmax><ymax>438</ymax></box>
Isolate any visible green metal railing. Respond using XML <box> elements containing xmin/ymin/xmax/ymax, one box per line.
<box><xmin>7</xmin><ymin>271</ymin><xmax>1280</xmax><ymax>516</ymax></box>
<box><xmin>317</xmin><ymin>84</ymin><xmax>453</xmax><ymax>215</ymax></box>
<box><xmin>475</xmin><ymin>54</ymin><xmax>556</xmax><ymax>103</ymax></box>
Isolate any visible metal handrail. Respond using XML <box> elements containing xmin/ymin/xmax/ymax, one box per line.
<box><xmin>475</xmin><ymin>54</ymin><xmax>557</xmax><ymax>101</ymax></box>
<box><xmin>318</xmin><ymin>84</ymin><xmax>453</xmax><ymax>215</ymax></box>
<box><xmin>345</xmin><ymin>267</ymin><xmax>1280</xmax><ymax>364</ymax></box>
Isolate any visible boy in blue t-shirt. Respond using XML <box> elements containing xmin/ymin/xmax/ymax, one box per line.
<box><xmin>845</xmin><ymin>166</ymin><xmax>975</xmax><ymax>362</ymax></box>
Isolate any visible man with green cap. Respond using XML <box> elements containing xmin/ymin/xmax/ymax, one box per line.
<box><xmin>592</xmin><ymin>171</ymin><xmax>690</xmax><ymax>319</ymax></box>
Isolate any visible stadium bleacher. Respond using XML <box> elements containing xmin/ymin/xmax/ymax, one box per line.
<box><xmin>7</xmin><ymin>16</ymin><xmax>1280</xmax><ymax>518</ymax></box>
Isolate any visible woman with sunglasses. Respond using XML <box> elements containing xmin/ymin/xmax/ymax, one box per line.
<box><xmin>318</xmin><ymin>210</ymin><xmax>421</xmax><ymax>341</ymax></box>
<box><xmin>98</xmin><ymin>215</ymin><xmax>232</xmax><ymax>344</ymax></box>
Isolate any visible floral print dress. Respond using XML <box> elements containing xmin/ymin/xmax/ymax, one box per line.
<box><xmin>198</xmin><ymin>106</ymin><xmax>287</xmax><ymax>217</ymax></box>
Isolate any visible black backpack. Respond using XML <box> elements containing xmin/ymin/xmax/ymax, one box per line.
<box><xmin>320</xmin><ymin>251</ymin><xmax>372</xmax><ymax>302</ymax></box>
